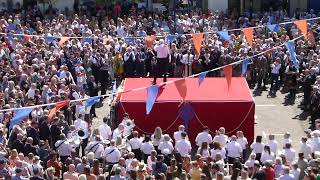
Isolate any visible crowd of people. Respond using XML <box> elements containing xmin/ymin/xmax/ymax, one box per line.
<box><xmin>0</xmin><ymin>0</ymin><xmax>319</xmax><ymax>179</ymax></box>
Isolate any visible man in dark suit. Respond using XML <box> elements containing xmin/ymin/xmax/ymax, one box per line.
<box><xmin>22</xmin><ymin>137</ymin><xmax>38</xmax><ymax>156</ymax></box>
<box><xmin>26</xmin><ymin>121</ymin><xmax>40</xmax><ymax>145</ymax></box>
<box><xmin>11</xmin><ymin>133</ymin><xmax>24</xmax><ymax>153</ymax></box>
<box><xmin>87</xmin><ymin>75</ymin><xmax>99</xmax><ymax>117</ymax></box>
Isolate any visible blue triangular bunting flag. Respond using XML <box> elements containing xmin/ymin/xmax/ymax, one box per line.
<box><xmin>267</xmin><ymin>24</ymin><xmax>280</xmax><ymax>32</ymax></box>
<box><xmin>125</xmin><ymin>37</ymin><xmax>135</xmax><ymax>44</ymax></box>
<box><xmin>83</xmin><ymin>37</ymin><xmax>93</xmax><ymax>43</ymax></box>
<box><xmin>198</xmin><ymin>72</ymin><xmax>207</xmax><ymax>86</ymax></box>
<box><xmin>146</xmin><ymin>85</ymin><xmax>159</xmax><ymax>114</ymax></box>
<box><xmin>242</xmin><ymin>58</ymin><xmax>250</xmax><ymax>76</ymax></box>
<box><xmin>10</xmin><ymin>108</ymin><xmax>33</xmax><ymax>129</ymax></box>
<box><xmin>85</xmin><ymin>96</ymin><xmax>101</xmax><ymax>108</ymax></box>
<box><xmin>217</xmin><ymin>31</ymin><xmax>230</xmax><ymax>41</ymax></box>
<box><xmin>178</xmin><ymin>102</ymin><xmax>195</xmax><ymax>130</ymax></box>
<box><xmin>166</xmin><ymin>35</ymin><xmax>177</xmax><ymax>43</ymax></box>
<box><xmin>285</xmin><ymin>40</ymin><xmax>299</xmax><ymax>69</ymax></box>
<box><xmin>44</xmin><ymin>36</ymin><xmax>55</xmax><ymax>44</ymax></box>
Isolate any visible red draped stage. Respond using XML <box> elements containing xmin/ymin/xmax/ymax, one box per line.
<box><xmin>115</xmin><ymin>77</ymin><xmax>255</xmax><ymax>144</ymax></box>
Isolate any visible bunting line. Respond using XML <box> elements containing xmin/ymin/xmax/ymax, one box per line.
<box><xmin>0</xmin><ymin>17</ymin><xmax>318</xmax><ymax>39</ymax></box>
<box><xmin>0</xmin><ymin>35</ymin><xmax>304</xmax><ymax>113</ymax></box>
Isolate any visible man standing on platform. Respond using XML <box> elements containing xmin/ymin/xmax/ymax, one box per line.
<box><xmin>153</xmin><ymin>39</ymin><xmax>170</xmax><ymax>85</ymax></box>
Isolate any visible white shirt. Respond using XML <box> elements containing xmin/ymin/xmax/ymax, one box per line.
<box><xmin>154</xmin><ymin>44</ymin><xmax>170</xmax><ymax>58</ymax></box>
<box><xmin>310</xmin><ymin>137</ymin><xmax>320</xmax><ymax>152</ymax></box>
<box><xmin>85</xmin><ymin>141</ymin><xmax>104</xmax><ymax>159</ymax></box>
<box><xmin>299</xmin><ymin>143</ymin><xmax>312</xmax><ymax>159</ymax></box>
<box><xmin>74</xmin><ymin>119</ymin><xmax>88</xmax><ymax>131</ymax></box>
<box><xmin>181</xmin><ymin>54</ymin><xmax>194</xmax><ymax>65</ymax></box>
<box><xmin>210</xmin><ymin>148</ymin><xmax>226</xmax><ymax>160</ymax></box>
<box><xmin>245</xmin><ymin>159</ymin><xmax>256</xmax><ymax>168</ymax></box>
<box><xmin>260</xmin><ymin>151</ymin><xmax>275</xmax><ymax>163</ymax></box>
<box><xmin>99</xmin><ymin>123</ymin><xmax>112</xmax><ymax>141</ymax></box>
<box><xmin>290</xmin><ymin>169</ymin><xmax>300</xmax><ymax>180</ymax></box>
<box><xmin>250</xmin><ymin>142</ymin><xmax>264</xmax><ymax>154</ymax></box>
<box><xmin>158</xmin><ymin>141</ymin><xmax>174</xmax><ymax>154</ymax></box>
<box><xmin>151</xmin><ymin>134</ymin><xmax>164</xmax><ymax>146</ymax></box>
<box><xmin>175</xmin><ymin>139</ymin><xmax>192</xmax><ymax>157</ymax></box>
<box><xmin>140</xmin><ymin>142</ymin><xmax>155</xmax><ymax>155</ymax></box>
<box><xmin>279</xmin><ymin>173</ymin><xmax>295</xmax><ymax>180</ymax></box>
<box><xmin>122</xmin><ymin>118</ymin><xmax>135</xmax><ymax>137</ymax></box>
<box><xmin>237</xmin><ymin>137</ymin><xmax>248</xmax><ymax>150</ymax></box>
<box><xmin>195</xmin><ymin>131</ymin><xmax>212</xmax><ymax>147</ymax></box>
<box><xmin>55</xmin><ymin>140</ymin><xmax>73</xmax><ymax>156</ymax></box>
<box><xmin>214</xmin><ymin>134</ymin><xmax>228</xmax><ymax>148</ymax></box>
<box><xmin>129</xmin><ymin>137</ymin><xmax>142</xmax><ymax>150</ymax></box>
<box><xmin>104</xmin><ymin>146</ymin><xmax>121</xmax><ymax>163</ymax></box>
<box><xmin>267</xmin><ymin>140</ymin><xmax>279</xmax><ymax>154</ymax></box>
<box><xmin>281</xmin><ymin>148</ymin><xmax>296</xmax><ymax>163</ymax></box>
<box><xmin>112</xmin><ymin>128</ymin><xmax>123</xmax><ymax>140</ymax></box>
<box><xmin>226</xmin><ymin>141</ymin><xmax>242</xmax><ymax>158</ymax></box>
<box><xmin>173</xmin><ymin>130</ymin><xmax>185</xmax><ymax>142</ymax></box>
<box><xmin>271</xmin><ymin>63</ymin><xmax>281</xmax><ymax>74</ymax></box>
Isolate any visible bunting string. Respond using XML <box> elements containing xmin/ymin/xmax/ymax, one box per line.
<box><xmin>0</xmin><ymin>35</ymin><xmax>304</xmax><ymax>113</ymax></box>
<box><xmin>0</xmin><ymin>17</ymin><xmax>319</xmax><ymax>39</ymax></box>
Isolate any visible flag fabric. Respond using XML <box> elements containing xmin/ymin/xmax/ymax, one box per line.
<box><xmin>267</xmin><ymin>24</ymin><xmax>280</xmax><ymax>32</ymax></box>
<box><xmin>242</xmin><ymin>58</ymin><xmax>250</xmax><ymax>76</ymax></box>
<box><xmin>125</xmin><ymin>37</ymin><xmax>136</xmax><ymax>44</ymax></box>
<box><xmin>223</xmin><ymin>65</ymin><xmax>233</xmax><ymax>91</ymax></box>
<box><xmin>44</xmin><ymin>36</ymin><xmax>55</xmax><ymax>44</ymax></box>
<box><xmin>242</xmin><ymin>27</ymin><xmax>254</xmax><ymax>47</ymax></box>
<box><xmin>178</xmin><ymin>102</ymin><xmax>195</xmax><ymax>130</ymax></box>
<box><xmin>85</xmin><ymin>96</ymin><xmax>100</xmax><ymax>108</ymax></box>
<box><xmin>198</xmin><ymin>72</ymin><xmax>207</xmax><ymax>86</ymax></box>
<box><xmin>285</xmin><ymin>40</ymin><xmax>299</xmax><ymax>69</ymax></box>
<box><xmin>9</xmin><ymin>108</ymin><xmax>33</xmax><ymax>129</ymax></box>
<box><xmin>145</xmin><ymin>35</ymin><xmax>156</xmax><ymax>50</ymax></box>
<box><xmin>217</xmin><ymin>31</ymin><xmax>230</xmax><ymax>41</ymax></box>
<box><xmin>83</xmin><ymin>37</ymin><xmax>93</xmax><ymax>43</ymax></box>
<box><xmin>294</xmin><ymin>19</ymin><xmax>308</xmax><ymax>37</ymax></box>
<box><xmin>146</xmin><ymin>85</ymin><xmax>159</xmax><ymax>114</ymax></box>
<box><xmin>307</xmin><ymin>31</ymin><xmax>316</xmax><ymax>46</ymax></box>
<box><xmin>48</xmin><ymin>100</ymin><xmax>70</xmax><ymax>120</ymax></box>
<box><xmin>192</xmin><ymin>33</ymin><xmax>204</xmax><ymax>55</ymax></box>
<box><xmin>58</xmin><ymin>37</ymin><xmax>70</xmax><ymax>47</ymax></box>
<box><xmin>166</xmin><ymin>35</ymin><xmax>177</xmax><ymax>43</ymax></box>
<box><xmin>174</xmin><ymin>79</ymin><xmax>187</xmax><ymax>100</ymax></box>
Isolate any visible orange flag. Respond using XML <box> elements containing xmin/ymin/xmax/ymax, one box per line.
<box><xmin>174</xmin><ymin>78</ymin><xmax>187</xmax><ymax>100</ymax></box>
<box><xmin>242</xmin><ymin>28</ymin><xmax>254</xmax><ymax>47</ymax></box>
<box><xmin>48</xmin><ymin>100</ymin><xmax>70</xmax><ymax>121</ymax></box>
<box><xmin>145</xmin><ymin>35</ymin><xmax>156</xmax><ymax>50</ymax></box>
<box><xmin>307</xmin><ymin>31</ymin><xmax>316</xmax><ymax>46</ymax></box>
<box><xmin>192</xmin><ymin>33</ymin><xmax>204</xmax><ymax>55</ymax></box>
<box><xmin>58</xmin><ymin>37</ymin><xmax>70</xmax><ymax>47</ymax></box>
<box><xmin>223</xmin><ymin>65</ymin><xmax>233</xmax><ymax>91</ymax></box>
<box><xmin>294</xmin><ymin>20</ymin><xmax>308</xmax><ymax>37</ymax></box>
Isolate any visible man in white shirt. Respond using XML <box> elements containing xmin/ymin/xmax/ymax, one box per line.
<box><xmin>270</xmin><ymin>58</ymin><xmax>282</xmax><ymax>95</ymax></box>
<box><xmin>55</xmin><ymin>134</ymin><xmax>73</xmax><ymax>163</ymax></box>
<box><xmin>99</xmin><ymin>117</ymin><xmax>112</xmax><ymax>141</ymax></box>
<box><xmin>85</xmin><ymin>135</ymin><xmax>104</xmax><ymax>162</ymax></box>
<box><xmin>299</xmin><ymin>137</ymin><xmax>312</xmax><ymax>160</ymax></box>
<box><xmin>153</xmin><ymin>39</ymin><xmax>170</xmax><ymax>84</ymax></box>
<box><xmin>158</xmin><ymin>134</ymin><xmax>174</xmax><ymax>155</ymax></box>
<box><xmin>213</xmin><ymin>127</ymin><xmax>228</xmax><ymax>148</ymax></box>
<box><xmin>175</xmin><ymin>132</ymin><xmax>191</xmax><ymax>157</ymax></box>
<box><xmin>129</xmin><ymin>131</ymin><xmax>143</xmax><ymax>161</ymax></box>
<box><xmin>236</xmin><ymin>131</ymin><xmax>248</xmax><ymax>160</ymax></box>
<box><xmin>195</xmin><ymin>126</ymin><xmax>212</xmax><ymax>147</ymax></box>
<box><xmin>181</xmin><ymin>50</ymin><xmax>194</xmax><ymax>77</ymax></box>
<box><xmin>104</xmin><ymin>140</ymin><xmax>121</xmax><ymax>167</ymax></box>
<box><xmin>173</xmin><ymin>125</ymin><xmax>188</xmax><ymax>143</ymax></box>
<box><xmin>281</xmin><ymin>143</ymin><xmax>296</xmax><ymax>164</ymax></box>
<box><xmin>122</xmin><ymin>113</ymin><xmax>135</xmax><ymax>137</ymax></box>
<box><xmin>266</xmin><ymin>134</ymin><xmax>278</xmax><ymax>154</ymax></box>
<box><xmin>112</xmin><ymin>123</ymin><xmax>125</xmax><ymax>140</ymax></box>
<box><xmin>226</xmin><ymin>135</ymin><xmax>242</xmax><ymax>164</ymax></box>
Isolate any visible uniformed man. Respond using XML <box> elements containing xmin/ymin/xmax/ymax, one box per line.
<box><xmin>85</xmin><ymin>135</ymin><xmax>104</xmax><ymax>163</ymax></box>
<box><xmin>54</xmin><ymin>134</ymin><xmax>73</xmax><ymax>163</ymax></box>
<box><xmin>104</xmin><ymin>140</ymin><xmax>121</xmax><ymax>172</ymax></box>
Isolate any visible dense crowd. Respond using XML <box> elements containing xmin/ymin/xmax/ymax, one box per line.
<box><xmin>0</xmin><ymin>0</ymin><xmax>319</xmax><ymax>179</ymax></box>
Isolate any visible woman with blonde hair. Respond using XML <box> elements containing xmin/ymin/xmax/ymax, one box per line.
<box><xmin>151</xmin><ymin>127</ymin><xmax>164</xmax><ymax>153</ymax></box>
<box><xmin>8</xmin><ymin>149</ymin><xmax>19</xmax><ymax>168</ymax></box>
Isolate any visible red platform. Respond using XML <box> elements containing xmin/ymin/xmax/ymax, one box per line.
<box><xmin>115</xmin><ymin>77</ymin><xmax>255</xmax><ymax>144</ymax></box>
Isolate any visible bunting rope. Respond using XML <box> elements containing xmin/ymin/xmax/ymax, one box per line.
<box><xmin>119</xmin><ymin>101</ymin><xmax>182</xmax><ymax>134</ymax></box>
<box><xmin>0</xmin><ymin>35</ymin><xmax>304</xmax><ymax>113</ymax></box>
<box><xmin>0</xmin><ymin>16</ymin><xmax>319</xmax><ymax>39</ymax></box>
